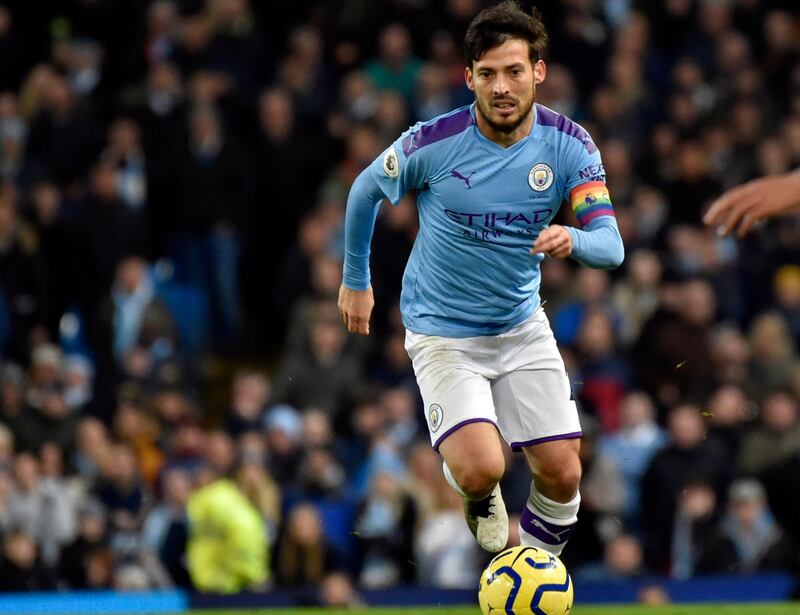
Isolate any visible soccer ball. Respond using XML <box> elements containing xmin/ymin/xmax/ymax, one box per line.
<box><xmin>478</xmin><ymin>546</ymin><xmax>573</xmax><ymax>615</ymax></box>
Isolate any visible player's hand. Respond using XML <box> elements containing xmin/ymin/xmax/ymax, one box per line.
<box><xmin>703</xmin><ymin>172</ymin><xmax>800</xmax><ymax>237</ymax></box>
<box><xmin>337</xmin><ymin>284</ymin><xmax>374</xmax><ymax>335</ymax></box>
<box><xmin>531</xmin><ymin>225</ymin><xmax>573</xmax><ymax>258</ymax></box>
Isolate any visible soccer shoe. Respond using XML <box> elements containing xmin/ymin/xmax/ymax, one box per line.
<box><xmin>464</xmin><ymin>483</ymin><xmax>509</xmax><ymax>553</ymax></box>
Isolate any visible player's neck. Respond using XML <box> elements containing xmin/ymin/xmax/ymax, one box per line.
<box><xmin>475</xmin><ymin>105</ymin><xmax>535</xmax><ymax>148</ymax></box>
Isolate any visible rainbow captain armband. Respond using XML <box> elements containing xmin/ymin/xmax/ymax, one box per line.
<box><xmin>570</xmin><ymin>181</ymin><xmax>615</xmax><ymax>227</ymax></box>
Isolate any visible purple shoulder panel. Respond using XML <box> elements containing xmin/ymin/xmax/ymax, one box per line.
<box><xmin>536</xmin><ymin>104</ymin><xmax>597</xmax><ymax>154</ymax></box>
<box><xmin>401</xmin><ymin>107</ymin><xmax>474</xmax><ymax>157</ymax></box>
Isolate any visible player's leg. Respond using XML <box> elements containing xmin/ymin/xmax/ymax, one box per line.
<box><xmin>405</xmin><ymin>329</ymin><xmax>509</xmax><ymax>552</ymax></box>
<box><xmin>438</xmin><ymin>421</ymin><xmax>508</xmax><ymax>551</ymax></box>
<box><xmin>438</xmin><ymin>421</ymin><xmax>505</xmax><ymax>501</ymax></box>
<box><xmin>520</xmin><ymin>438</ymin><xmax>581</xmax><ymax>555</ymax></box>
<box><xmin>493</xmin><ymin>368</ymin><xmax>582</xmax><ymax>555</ymax></box>
<box><xmin>491</xmin><ymin>307</ymin><xmax>582</xmax><ymax>556</ymax></box>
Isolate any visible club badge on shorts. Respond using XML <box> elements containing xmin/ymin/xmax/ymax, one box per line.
<box><xmin>528</xmin><ymin>162</ymin><xmax>553</xmax><ymax>192</ymax></box>
<box><xmin>428</xmin><ymin>403</ymin><xmax>443</xmax><ymax>432</ymax></box>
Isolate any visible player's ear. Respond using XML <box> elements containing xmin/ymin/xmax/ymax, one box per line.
<box><xmin>534</xmin><ymin>59</ymin><xmax>546</xmax><ymax>85</ymax></box>
<box><xmin>465</xmin><ymin>66</ymin><xmax>475</xmax><ymax>91</ymax></box>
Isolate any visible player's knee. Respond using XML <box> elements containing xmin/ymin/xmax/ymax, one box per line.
<box><xmin>559</xmin><ymin>462</ymin><xmax>582</xmax><ymax>494</ymax></box>
<box><xmin>538</xmin><ymin>459</ymin><xmax>581</xmax><ymax>501</ymax></box>
<box><xmin>456</xmin><ymin>460</ymin><xmax>504</xmax><ymax>500</ymax></box>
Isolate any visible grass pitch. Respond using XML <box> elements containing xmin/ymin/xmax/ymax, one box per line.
<box><xmin>188</xmin><ymin>603</ymin><xmax>799</xmax><ymax>615</ymax></box>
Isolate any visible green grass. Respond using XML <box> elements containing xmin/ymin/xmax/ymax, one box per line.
<box><xmin>185</xmin><ymin>604</ymin><xmax>799</xmax><ymax>615</ymax></box>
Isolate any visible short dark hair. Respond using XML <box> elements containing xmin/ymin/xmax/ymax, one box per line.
<box><xmin>464</xmin><ymin>1</ymin><xmax>549</xmax><ymax>66</ymax></box>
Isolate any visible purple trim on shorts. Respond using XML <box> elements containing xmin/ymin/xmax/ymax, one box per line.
<box><xmin>433</xmin><ymin>418</ymin><xmax>497</xmax><ymax>451</ymax></box>
<box><xmin>520</xmin><ymin>505</ymin><xmax>576</xmax><ymax>545</ymax></box>
<box><xmin>535</xmin><ymin>104</ymin><xmax>597</xmax><ymax>153</ymax></box>
<box><xmin>402</xmin><ymin>107</ymin><xmax>474</xmax><ymax>157</ymax></box>
<box><xmin>510</xmin><ymin>431</ymin><xmax>583</xmax><ymax>450</ymax></box>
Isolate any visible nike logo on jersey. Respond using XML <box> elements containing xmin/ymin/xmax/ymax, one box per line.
<box><xmin>451</xmin><ymin>170</ymin><xmax>476</xmax><ymax>189</ymax></box>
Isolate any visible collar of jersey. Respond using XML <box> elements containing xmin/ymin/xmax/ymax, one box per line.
<box><xmin>469</xmin><ymin>102</ymin><xmax>537</xmax><ymax>157</ymax></box>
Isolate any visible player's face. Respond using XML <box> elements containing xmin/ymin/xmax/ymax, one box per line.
<box><xmin>466</xmin><ymin>39</ymin><xmax>545</xmax><ymax>142</ymax></box>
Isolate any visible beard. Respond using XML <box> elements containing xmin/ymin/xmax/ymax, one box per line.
<box><xmin>476</xmin><ymin>93</ymin><xmax>535</xmax><ymax>134</ymax></box>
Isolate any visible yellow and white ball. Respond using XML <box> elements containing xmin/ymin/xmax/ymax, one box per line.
<box><xmin>478</xmin><ymin>546</ymin><xmax>573</xmax><ymax>615</ymax></box>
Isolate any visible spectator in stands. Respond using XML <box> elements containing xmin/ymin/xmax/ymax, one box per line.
<box><xmin>274</xmin><ymin>502</ymin><xmax>340</xmax><ymax>589</ymax></box>
<box><xmin>574</xmin><ymin>533</ymin><xmax>650</xmax><ymax>583</ymax></box>
<box><xmin>0</xmin><ymin>531</ymin><xmax>55</xmax><ymax>591</ymax></box>
<box><xmin>224</xmin><ymin>368</ymin><xmax>271</xmax><ymax>437</ymax></box>
<box><xmin>170</xmin><ymin>103</ymin><xmax>248</xmax><ymax>346</ymax></box>
<box><xmin>669</xmin><ymin>479</ymin><xmax>720</xmax><ymax>579</ymax></box>
<box><xmin>772</xmin><ymin>266</ymin><xmax>800</xmax><ymax>341</ymax></box>
<box><xmin>747</xmin><ymin>313</ymin><xmax>798</xmax><ymax>403</ymax></box>
<box><xmin>573</xmin><ymin>308</ymin><xmax>632</xmax><ymax>432</ymax></box>
<box><xmin>564</xmin><ymin>414</ymin><xmax>624</xmax><ymax>570</ymax></box>
<box><xmin>365</xmin><ymin>23</ymin><xmax>421</xmax><ymax>103</ymax></box>
<box><xmin>69</xmin><ymin>159</ymin><xmax>147</xmax><ymax>330</ymax></box>
<box><xmin>296</xmin><ymin>445</ymin><xmax>346</xmax><ymax>500</ymax></box>
<box><xmin>380</xmin><ymin>386</ymin><xmax>419</xmax><ymax>453</ymax></box>
<box><xmin>93</xmin><ymin>444</ymin><xmax>148</xmax><ymax>558</ymax></box>
<box><xmin>0</xmin><ymin>362</ymin><xmax>25</xmax><ymax>424</ymax></box>
<box><xmin>141</xmin><ymin>467</ymin><xmax>191</xmax><ymax>587</ymax></box>
<box><xmin>0</xmin><ymin>182</ymin><xmax>47</xmax><ymax>361</ymax></box>
<box><xmin>6</xmin><ymin>452</ymin><xmax>75</xmax><ymax>568</ymax></box>
<box><xmin>738</xmin><ymin>391</ymin><xmax>800</xmax><ymax>475</ymax></box>
<box><xmin>694</xmin><ymin>479</ymin><xmax>796</xmax><ymax>575</ymax></box>
<box><xmin>414</xmin><ymin>466</ymin><xmax>483</xmax><ymax>589</ymax></box>
<box><xmin>248</xmin><ymin>86</ymin><xmax>330</xmax><ymax>317</ymax></box>
<box><xmin>58</xmin><ymin>498</ymin><xmax>108</xmax><ymax>589</ymax></box>
<box><xmin>611</xmin><ymin>249</ymin><xmax>662</xmax><ymax>348</ymax></box>
<box><xmin>704</xmin><ymin>384</ymin><xmax>752</xmax><ymax>460</ymax></box>
<box><xmin>70</xmin><ymin>417</ymin><xmax>111</xmax><ymax>483</ymax></box>
<box><xmin>636</xmin><ymin>277</ymin><xmax>717</xmax><ymax>409</ymax></box>
<box><xmin>641</xmin><ymin>403</ymin><xmax>730</xmax><ymax>572</ymax></box>
<box><xmin>187</xmin><ymin>463</ymin><xmax>268</xmax><ymax>593</ymax></box>
<box><xmin>103</xmin><ymin>256</ymin><xmax>177</xmax><ymax>366</ymax></box>
<box><xmin>272</xmin><ymin>302</ymin><xmax>364</xmax><ymax>429</ymax></box>
<box><xmin>553</xmin><ymin>269</ymin><xmax>618</xmax><ymax>348</ymax></box>
<box><xmin>15</xmin><ymin>368</ymin><xmax>80</xmax><ymax>454</ymax></box>
<box><xmin>112</xmin><ymin>395</ymin><xmax>164</xmax><ymax>487</ymax></box>
<box><xmin>263</xmin><ymin>404</ymin><xmax>303</xmax><ymax>485</ymax></box>
<box><xmin>599</xmin><ymin>391</ymin><xmax>667</xmax><ymax>525</ymax></box>
<box><xmin>353</xmin><ymin>469</ymin><xmax>417</xmax><ymax>588</ymax></box>
<box><xmin>234</xmin><ymin>447</ymin><xmax>281</xmax><ymax>542</ymax></box>
<box><xmin>710</xmin><ymin>323</ymin><xmax>751</xmax><ymax>387</ymax></box>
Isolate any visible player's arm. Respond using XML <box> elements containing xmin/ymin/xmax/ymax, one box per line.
<box><xmin>539</xmin><ymin>127</ymin><xmax>624</xmax><ymax>268</ymax></box>
<box><xmin>340</xmin><ymin>169</ymin><xmax>383</xmax><ymax>335</ymax></box>
<box><xmin>340</xmin><ymin>135</ymin><xmax>423</xmax><ymax>335</ymax></box>
<box><xmin>703</xmin><ymin>170</ymin><xmax>800</xmax><ymax>237</ymax></box>
<box><xmin>533</xmin><ymin>182</ymin><xmax>623</xmax><ymax>268</ymax></box>
<box><xmin>565</xmin><ymin>181</ymin><xmax>624</xmax><ymax>269</ymax></box>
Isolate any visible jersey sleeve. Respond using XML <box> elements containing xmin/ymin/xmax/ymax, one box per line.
<box><xmin>367</xmin><ymin>123</ymin><xmax>428</xmax><ymax>205</ymax></box>
<box><xmin>561</xmin><ymin>128</ymin><xmax>615</xmax><ymax>228</ymax></box>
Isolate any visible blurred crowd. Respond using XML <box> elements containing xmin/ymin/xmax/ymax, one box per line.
<box><xmin>0</xmin><ymin>0</ymin><xmax>799</xmax><ymax>603</ymax></box>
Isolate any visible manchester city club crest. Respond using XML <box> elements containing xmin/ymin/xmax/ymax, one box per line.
<box><xmin>428</xmin><ymin>403</ymin><xmax>443</xmax><ymax>432</ymax></box>
<box><xmin>528</xmin><ymin>162</ymin><xmax>554</xmax><ymax>192</ymax></box>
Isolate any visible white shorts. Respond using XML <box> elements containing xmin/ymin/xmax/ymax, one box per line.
<box><xmin>405</xmin><ymin>307</ymin><xmax>581</xmax><ymax>451</ymax></box>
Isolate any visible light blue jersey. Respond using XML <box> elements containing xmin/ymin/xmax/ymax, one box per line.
<box><xmin>343</xmin><ymin>102</ymin><xmax>624</xmax><ymax>337</ymax></box>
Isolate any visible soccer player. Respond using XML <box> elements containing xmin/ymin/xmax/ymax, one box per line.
<box><xmin>339</xmin><ymin>1</ymin><xmax>624</xmax><ymax>555</ymax></box>
<box><xmin>703</xmin><ymin>170</ymin><xmax>800</xmax><ymax>237</ymax></box>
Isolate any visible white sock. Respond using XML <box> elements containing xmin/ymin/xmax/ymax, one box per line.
<box><xmin>518</xmin><ymin>481</ymin><xmax>580</xmax><ymax>556</ymax></box>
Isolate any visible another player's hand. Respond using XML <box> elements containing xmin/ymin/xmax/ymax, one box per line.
<box><xmin>703</xmin><ymin>171</ymin><xmax>800</xmax><ymax>237</ymax></box>
<box><xmin>531</xmin><ymin>225</ymin><xmax>573</xmax><ymax>258</ymax></box>
<box><xmin>337</xmin><ymin>284</ymin><xmax>374</xmax><ymax>335</ymax></box>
